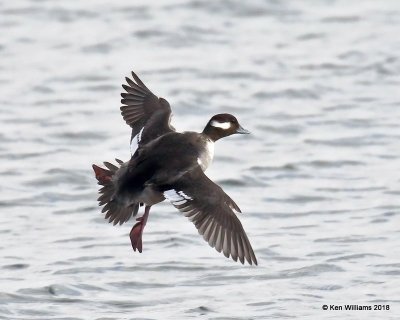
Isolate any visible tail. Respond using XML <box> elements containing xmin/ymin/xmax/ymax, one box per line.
<box><xmin>92</xmin><ymin>159</ymin><xmax>139</xmax><ymax>225</ymax></box>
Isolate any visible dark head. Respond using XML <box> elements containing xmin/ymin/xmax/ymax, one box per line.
<box><xmin>202</xmin><ymin>113</ymin><xmax>250</xmax><ymax>141</ymax></box>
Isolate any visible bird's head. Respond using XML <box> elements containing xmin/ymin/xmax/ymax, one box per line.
<box><xmin>203</xmin><ymin>113</ymin><xmax>250</xmax><ymax>141</ymax></box>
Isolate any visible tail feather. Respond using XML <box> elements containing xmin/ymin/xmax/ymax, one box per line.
<box><xmin>103</xmin><ymin>161</ymin><xmax>118</xmax><ymax>172</ymax></box>
<box><xmin>93</xmin><ymin>164</ymin><xmax>112</xmax><ymax>184</ymax></box>
<box><xmin>92</xmin><ymin>160</ymin><xmax>139</xmax><ymax>225</ymax></box>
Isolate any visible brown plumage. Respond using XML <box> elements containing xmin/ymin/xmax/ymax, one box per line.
<box><xmin>93</xmin><ymin>71</ymin><xmax>257</xmax><ymax>265</ymax></box>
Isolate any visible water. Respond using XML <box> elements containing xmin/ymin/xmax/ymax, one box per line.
<box><xmin>1</xmin><ymin>0</ymin><xmax>400</xmax><ymax>319</ymax></box>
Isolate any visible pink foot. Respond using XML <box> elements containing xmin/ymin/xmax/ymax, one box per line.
<box><xmin>129</xmin><ymin>206</ymin><xmax>150</xmax><ymax>253</ymax></box>
<box><xmin>130</xmin><ymin>217</ymin><xmax>145</xmax><ymax>252</ymax></box>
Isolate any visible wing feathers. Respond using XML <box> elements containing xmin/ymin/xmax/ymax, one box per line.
<box><xmin>223</xmin><ymin>230</ymin><xmax>230</xmax><ymax>258</ymax></box>
<box><xmin>162</xmin><ymin>168</ymin><xmax>257</xmax><ymax>265</ymax></box>
<box><xmin>120</xmin><ymin>71</ymin><xmax>174</xmax><ymax>150</ymax></box>
<box><xmin>237</xmin><ymin>234</ymin><xmax>245</xmax><ymax>264</ymax></box>
<box><xmin>121</xmin><ymin>110</ymin><xmax>144</xmax><ymax>117</ymax></box>
<box><xmin>131</xmin><ymin>71</ymin><xmax>152</xmax><ymax>91</ymax></box>
<box><xmin>121</xmin><ymin>99</ymin><xmax>144</xmax><ymax>105</ymax></box>
<box><xmin>121</xmin><ymin>92</ymin><xmax>145</xmax><ymax>100</ymax></box>
<box><xmin>199</xmin><ymin>216</ymin><xmax>213</xmax><ymax>235</ymax></box>
<box><xmin>125</xmin><ymin>77</ymin><xmax>149</xmax><ymax>95</ymax></box>
<box><xmin>122</xmin><ymin>84</ymin><xmax>146</xmax><ymax>97</ymax></box>
<box><xmin>230</xmin><ymin>235</ymin><xmax>238</xmax><ymax>262</ymax></box>
<box><xmin>216</xmin><ymin>228</ymin><xmax>224</xmax><ymax>253</ymax></box>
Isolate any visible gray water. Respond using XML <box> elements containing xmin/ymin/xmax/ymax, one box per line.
<box><xmin>1</xmin><ymin>0</ymin><xmax>400</xmax><ymax>319</ymax></box>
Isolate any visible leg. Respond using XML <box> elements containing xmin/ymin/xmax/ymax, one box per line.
<box><xmin>129</xmin><ymin>205</ymin><xmax>151</xmax><ymax>253</ymax></box>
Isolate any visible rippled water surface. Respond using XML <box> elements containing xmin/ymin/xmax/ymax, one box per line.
<box><xmin>1</xmin><ymin>0</ymin><xmax>400</xmax><ymax>319</ymax></box>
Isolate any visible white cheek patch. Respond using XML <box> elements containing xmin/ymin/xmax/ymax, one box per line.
<box><xmin>210</xmin><ymin>120</ymin><xmax>231</xmax><ymax>130</ymax></box>
<box><xmin>164</xmin><ymin>189</ymin><xmax>193</xmax><ymax>206</ymax></box>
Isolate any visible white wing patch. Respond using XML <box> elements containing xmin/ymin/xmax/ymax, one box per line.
<box><xmin>210</xmin><ymin>120</ymin><xmax>231</xmax><ymax>130</ymax></box>
<box><xmin>164</xmin><ymin>189</ymin><xmax>193</xmax><ymax>206</ymax></box>
<box><xmin>130</xmin><ymin>126</ymin><xmax>145</xmax><ymax>155</ymax></box>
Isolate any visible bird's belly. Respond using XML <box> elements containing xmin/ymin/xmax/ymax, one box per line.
<box><xmin>137</xmin><ymin>185</ymin><xmax>165</xmax><ymax>206</ymax></box>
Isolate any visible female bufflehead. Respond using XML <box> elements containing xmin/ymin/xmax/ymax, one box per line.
<box><xmin>93</xmin><ymin>72</ymin><xmax>257</xmax><ymax>265</ymax></box>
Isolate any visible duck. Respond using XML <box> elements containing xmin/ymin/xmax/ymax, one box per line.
<box><xmin>92</xmin><ymin>71</ymin><xmax>257</xmax><ymax>265</ymax></box>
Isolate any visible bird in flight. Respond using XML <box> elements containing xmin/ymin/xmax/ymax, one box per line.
<box><xmin>92</xmin><ymin>71</ymin><xmax>257</xmax><ymax>265</ymax></box>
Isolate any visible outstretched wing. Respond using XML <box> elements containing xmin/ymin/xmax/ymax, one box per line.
<box><xmin>161</xmin><ymin>167</ymin><xmax>257</xmax><ymax>265</ymax></box>
<box><xmin>120</xmin><ymin>71</ymin><xmax>175</xmax><ymax>153</ymax></box>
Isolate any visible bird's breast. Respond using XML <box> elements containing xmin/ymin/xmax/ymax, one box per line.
<box><xmin>197</xmin><ymin>139</ymin><xmax>214</xmax><ymax>171</ymax></box>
